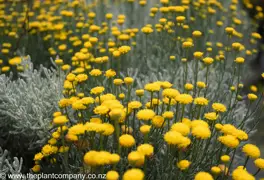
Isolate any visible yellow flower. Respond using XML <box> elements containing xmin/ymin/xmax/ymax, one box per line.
<box><xmin>128</xmin><ymin>101</ymin><xmax>142</xmax><ymax>110</ymax></box>
<box><xmin>128</xmin><ymin>151</ymin><xmax>145</xmax><ymax>166</ymax></box>
<box><xmin>254</xmin><ymin>158</ymin><xmax>264</xmax><ymax>169</ymax></box>
<box><xmin>124</xmin><ymin>77</ymin><xmax>134</xmax><ymax>85</ymax></box>
<box><xmin>191</xmin><ymin>120</ymin><xmax>209</xmax><ymax>128</ymax></box>
<box><xmin>193</xmin><ymin>51</ymin><xmax>203</xmax><ymax>59</ymax></box>
<box><xmin>141</xmin><ymin>26</ymin><xmax>153</xmax><ymax>34</ymax></box>
<box><xmin>184</xmin><ymin>83</ymin><xmax>194</xmax><ymax>91</ymax></box>
<box><xmin>161</xmin><ymin>81</ymin><xmax>173</xmax><ymax>89</ymax></box>
<box><xmin>81</xmin><ymin>97</ymin><xmax>95</xmax><ymax>105</ymax></box>
<box><xmin>94</xmin><ymin>105</ymin><xmax>109</xmax><ymax>115</ymax></box>
<box><xmin>221</xmin><ymin>155</ymin><xmax>230</xmax><ymax>163</ymax></box>
<box><xmin>162</xmin><ymin>88</ymin><xmax>180</xmax><ymax>98</ymax></box>
<box><xmin>140</xmin><ymin>125</ymin><xmax>151</xmax><ymax>135</ymax></box>
<box><xmin>102</xmin><ymin>123</ymin><xmax>115</xmax><ymax>136</ymax></box>
<box><xmin>164</xmin><ymin>131</ymin><xmax>191</xmax><ymax>148</ymax></box>
<box><xmin>109</xmin><ymin>108</ymin><xmax>123</xmax><ymax>121</ymax></box>
<box><xmin>58</xmin><ymin>44</ymin><xmax>67</xmax><ymax>51</ymax></box>
<box><xmin>89</xmin><ymin>69</ymin><xmax>102</xmax><ymax>76</ymax></box>
<box><xmin>225</xmin><ymin>27</ymin><xmax>234</xmax><ymax>35</ymax></box>
<box><xmin>53</xmin><ymin>112</ymin><xmax>62</xmax><ymax>117</ymax></box>
<box><xmin>53</xmin><ymin>115</ymin><xmax>68</xmax><ymax>125</ymax></box>
<box><xmin>144</xmin><ymin>83</ymin><xmax>160</xmax><ymax>92</ymax></box>
<box><xmin>118</xmin><ymin>93</ymin><xmax>125</xmax><ymax>99</ymax></box>
<box><xmin>176</xmin><ymin>94</ymin><xmax>193</xmax><ymax>104</ymax></box>
<box><xmin>182</xmin><ymin>41</ymin><xmax>193</xmax><ymax>48</ymax></box>
<box><xmin>55</xmin><ymin>58</ymin><xmax>63</xmax><ymax>65</ymax></box>
<box><xmin>177</xmin><ymin>160</ymin><xmax>191</xmax><ymax>170</ymax></box>
<box><xmin>176</xmin><ymin>16</ymin><xmax>185</xmax><ymax>22</ymax></box>
<box><xmin>192</xmin><ymin>30</ymin><xmax>202</xmax><ymax>37</ymax></box>
<box><xmin>113</xmin><ymin>50</ymin><xmax>121</xmax><ymax>57</ymax></box>
<box><xmin>192</xmin><ymin>126</ymin><xmax>211</xmax><ymax>139</ymax></box>
<box><xmin>75</xmin><ymin>74</ymin><xmax>88</xmax><ymax>82</ymax></box>
<box><xmin>169</xmin><ymin>56</ymin><xmax>176</xmax><ymax>60</ymax></box>
<box><xmin>218</xmin><ymin>135</ymin><xmax>239</xmax><ymax>148</ymax></box>
<box><xmin>152</xmin><ymin>115</ymin><xmax>165</xmax><ymax>128</ymax></box>
<box><xmin>123</xmin><ymin>169</ymin><xmax>144</xmax><ymax>180</ymax></box>
<box><xmin>252</xmin><ymin>32</ymin><xmax>262</xmax><ymax>39</ymax></box>
<box><xmin>34</xmin><ymin>153</ymin><xmax>44</xmax><ymax>161</ymax></box>
<box><xmin>247</xmin><ymin>93</ymin><xmax>258</xmax><ymax>101</ymax></box>
<box><xmin>105</xmin><ymin>69</ymin><xmax>116</xmax><ymax>78</ymax></box>
<box><xmin>106</xmin><ymin>170</ymin><xmax>119</xmax><ymax>180</ymax></box>
<box><xmin>113</xmin><ymin>78</ymin><xmax>124</xmax><ymax>85</ymax></box>
<box><xmin>203</xmin><ymin>57</ymin><xmax>214</xmax><ymax>65</ymax></box>
<box><xmin>136</xmin><ymin>89</ymin><xmax>144</xmax><ymax>96</ymax></box>
<box><xmin>119</xmin><ymin>134</ymin><xmax>135</xmax><ymax>147</ymax></box>
<box><xmin>234</xmin><ymin>130</ymin><xmax>248</xmax><ymax>141</ymax></box>
<box><xmin>211</xmin><ymin>166</ymin><xmax>221</xmax><ymax>174</ymax></box>
<box><xmin>9</xmin><ymin>57</ymin><xmax>22</xmax><ymax>65</ymax></box>
<box><xmin>32</xmin><ymin>165</ymin><xmax>41</xmax><ymax>173</ymax></box>
<box><xmin>215</xmin><ymin>123</ymin><xmax>223</xmax><ymax>130</ymax></box>
<box><xmin>83</xmin><ymin>151</ymin><xmax>98</xmax><ymax>166</ymax></box>
<box><xmin>197</xmin><ymin>81</ymin><xmax>206</xmax><ymax>88</ymax></box>
<box><xmin>90</xmin><ymin>86</ymin><xmax>105</xmax><ymax>95</ymax></box>
<box><xmin>204</xmin><ymin>112</ymin><xmax>218</xmax><ymax>121</ymax></box>
<box><xmin>234</xmin><ymin>57</ymin><xmax>245</xmax><ymax>64</ymax></box>
<box><xmin>212</xmin><ymin>103</ymin><xmax>226</xmax><ymax>112</ymax></box>
<box><xmin>162</xmin><ymin>111</ymin><xmax>174</xmax><ymax>119</ymax></box>
<box><xmin>232</xmin><ymin>167</ymin><xmax>255</xmax><ymax>180</ymax></box>
<box><xmin>137</xmin><ymin>109</ymin><xmax>156</xmax><ymax>121</ymax></box>
<box><xmin>242</xmin><ymin>144</ymin><xmax>261</xmax><ymax>159</ymax></box>
<box><xmin>171</xmin><ymin>123</ymin><xmax>190</xmax><ymax>136</ymax></box>
<box><xmin>194</xmin><ymin>172</ymin><xmax>213</xmax><ymax>180</ymax></box>
<box><xmin>137</xmin><ymin>144</ymin><xmax>154</xmax><ymax>156</ymax></box>
<box><xmin>250</xmin><ymin>85</ymin><xmax>258</xmax><ymax>92</ymax></box>
<box><xmin>109</xmin><ymin>154</ymin><xmax>120</xmax><ymax>164</ymax></box>
<box><xmin>41</xmin><ymin>144</ymin><xmax>57</xmax><ymax>156</ymax></box>
<box><xmin>67</xmin><ymin>124</ymin><xmax>86</xmax><ymax>136</ymax></box>
<box><xmin>106</xmin><ymin>13</ymin><xmax>113</xmax><ymax>19</ymax></box>
<box><xmin>66</xmin><ymin>73</ymin><xmax>76</xmax><ymax>82</ymax></box>
<box><xmin>48</xmin><ymin>138</ymin><xmax>57</xmax><ymax>145</ymax></box>
<box><xmin>194</xmin><ymin>97</ymin><xmax>209</xmax><ymax>106</ymax></box>
<box><xmin>72</xmin><ymin>100</ymin><xmax>86</xmax><ymax>110</ymax></box>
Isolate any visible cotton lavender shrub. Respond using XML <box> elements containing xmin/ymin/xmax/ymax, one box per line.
<box><xmin>1</xmin><ymin>0</ymin><xmax>264</xmax><ymax>180</ymax></box>
<box><xmin>0</xmin><ymin>56</ymin><xmax>64</xmax><ymax>169</ymax></box>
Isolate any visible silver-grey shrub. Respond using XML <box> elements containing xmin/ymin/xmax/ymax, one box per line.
<box><xmin>0</xmin><ymin>56</ymin><xmax>64</xmax><ymax>156</ymax></box>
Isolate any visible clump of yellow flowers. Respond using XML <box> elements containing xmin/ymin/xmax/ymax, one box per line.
<box><xmin>1</xmin><ymin>0</ymin><xmax>264</xmax><ymax>179</ymax></box>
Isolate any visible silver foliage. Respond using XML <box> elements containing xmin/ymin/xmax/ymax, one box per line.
<box><xmin>0</xmin><ymin>56</ymin><xmax>65</xmax><ymax>149</ymax></box>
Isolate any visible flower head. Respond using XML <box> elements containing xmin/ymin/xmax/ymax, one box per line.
<box><xmin>204</xmin><ymin>112</ymin><xmax>218</xmax><ymax>121</ymax></box>
<box><xmin>53</xmin><ymin>115</ymin><xmax>68</xmax><ymax>125</ymax></box>
<box><xmin>106</xmin><ymin>170</ymin><xmax>119</xmax><ymax>180</ymax></box>
<box><xmin>212</xmin><ymin>103</ymin><xmax>226</xmax><ymax>112</ymax></box>
<box><xmin>194</xmin><ymin>97</ymin><xmax>209</xmax><ymax>106</ymax></box>
<box><xmin>242</xmin><ymin>144</ymin><xmax>260</xmax><ymax>159</ymax></box>
<box><xmin>176</xmin><ymin>94</ymin><xmax>193</xmax><ymax>104</ymax></box>
<box><xmin>177</xmin><ymin>160</ymin><xmax>191</xmax><ymax>170</ymax></box>
<box><xmin>247</xmin><ymin>93</ymin><xmax>258</xmax><ymax>101</ymax></box>
<box><xmin>194</xmin><ymin>172</ymin><xmax>213</xmax><ymax>180</ymax></box>
<box><xmin>128</xmin><ymin>151</ymin><xmax>145</xmax><ymax>167</ymax></box>
<box><xmin>171</xmin><ymin>123</ymin><xmax>190</xmax><ymax>136</ymax></box>
<box><xmin>192</xmin><ymin>126</ymin><xmax>211</xmax><ymax>139</ymax></box>
<box><xmin>137</xmin><ymin>144</ymin><xmax>154</xmax><ymax>157</ymax></box>
<box><xmin>119</xmin><ymin>134</ymin><xmax>135</xmax><ymax>147</ymax></box>
<box><xmin>123</xmin><ymin>169</ymin><xmax>144</xmax><ymax>180</ymax></box>
<box><xmin>254</xmin><ymin>158</ymin><xmax>264</xmax><ymax>169</ymax></box>
<box><xmin>137</xmin><ymin>109</ymin><xmax>156</xmax><ymax>121</ymax></box>
<box><xmin>218</xmin><ymin>135</ymin><xmax>239</xmax><ymax>148</ymax></box>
